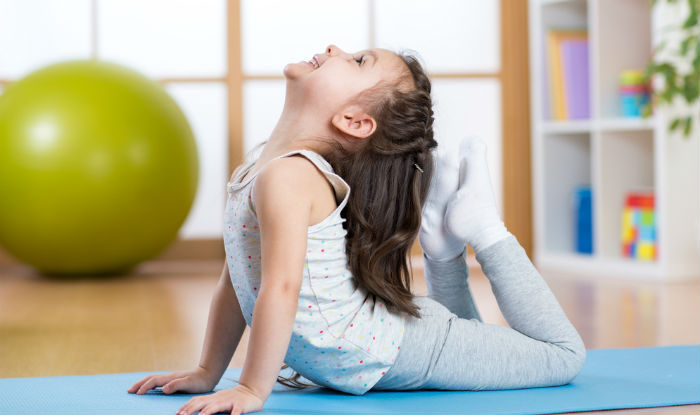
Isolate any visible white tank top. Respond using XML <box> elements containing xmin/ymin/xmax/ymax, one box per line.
<box><xmin>223</xmin><ymin>147</ymin><xmax>407</xmax><ymax>395</ymax></box>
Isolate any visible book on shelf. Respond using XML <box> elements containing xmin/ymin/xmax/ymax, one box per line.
<box><xmin>544</xmin><ymin>29</ymin><xmax>590</xmax><ymax>121</ymax></box>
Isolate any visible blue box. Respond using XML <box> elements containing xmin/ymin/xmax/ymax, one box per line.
<box><xmin>574</xmin><ymin>185</ymin><xmax>593</xmax><ymax>254</ymax></box>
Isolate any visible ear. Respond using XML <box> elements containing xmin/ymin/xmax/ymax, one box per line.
<box><xmin>331</xmin><ymin>106</ymin><xmax>377</xmax><ymax>139</ymax></box>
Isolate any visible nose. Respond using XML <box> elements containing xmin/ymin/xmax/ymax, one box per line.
<box><xmin>316</xmin><ymin>44</ymin><xmax>350</xmax><ymax>67</ymax></box>
<box><xmin>325</xmin><ymin>44</ymin><xmax>339</xmax><ymax>56</ymax></box>
<box><xmin>325</xmin><ymin>44</ymin><xmax>352</xmax><ymax>59</ymax></box>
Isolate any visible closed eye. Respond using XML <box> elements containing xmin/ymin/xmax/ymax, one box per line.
<box><xmin>355</xmin><ymin>55</ymin><xmax>364</xmax><ymax>65</ymax></box>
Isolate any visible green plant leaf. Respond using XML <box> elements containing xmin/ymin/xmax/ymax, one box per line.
<box><xmin>656</xmin><ymin>62</ymin><xmax>675</xmax><ymax>74</ymax></box>
<box><xmin>649</xmin><ymin>0</ymin><xmax>699</xmax><ymax>139</ymax></box>
<box><xmin>680</xmin><ymin>36</ymin><xmax>694</xmax><ymax>55</ymax></box>
<box><xmin>682</xmin><ymin>116</ymin><xmax>693</xmax><ymax>137</ymax></box>
<box><xmin>669</xmin><ymin>118</ymin><xmax>681</xmax><ymax>131</ymax></box>
<box><xmin>652</xmin><ymin>40</ymin><xmax>668</xmax><ymax>55</ymax></box>
<box><xmin>684</xmin><ymin>0</ymin><xmax>699</xmax><ymax>28</ymax></box>
<box><xmin>657</xmin><ymin>63</ymin><xmax>677</xmax><ymax>88</ymax></box>
<box><xmin>660</xmin><ymin>81</ymin><xmax>679</xmax><ymax>103</ymax></box>
<box><xmin>683</xmin><ymin>74</ymin><xmax>700</xmax><ymax>102</ymax></box>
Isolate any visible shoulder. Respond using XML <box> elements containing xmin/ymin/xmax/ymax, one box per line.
<box><xmin>255</xmin><ymin>154</ymin><xmax>326</xmax><ymax>194</ymax></box>
<box><xmin>253</xmin><ymin>154</ymin><xmax>328</xmax><ymax>220</ymax></box>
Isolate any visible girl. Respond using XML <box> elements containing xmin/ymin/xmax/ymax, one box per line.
<box><xmin>128</xmin><ymin>44</ymin><xmax>586</xmax><ymax>415</ymax></box>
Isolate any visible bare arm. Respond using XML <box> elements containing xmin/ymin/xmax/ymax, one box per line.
<box><xmin>198</xmin><ymin>261</ymin><xmax>248</xmax><ymax>384</ymax></box>
<box><xmin>236</xmin><ymin>156</ymin><xmax>315</xmax><ymax>400</ymax></box>
<box><xmin>128</xmin><ymin>262</ymin><xmax>247</xmax><ymax>396</ymax></box>
<box><xmin>168</xmin><ymin>157</ymin><xmax>327</xmax><ymax>414</ymax></box>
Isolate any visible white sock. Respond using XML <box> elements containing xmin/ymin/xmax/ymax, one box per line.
<box><xmin>444</xmin><ymin>137</ymin><xmax>511</xmax><ymax>254</ymax></box>
<box><xmin>418</xmin><ymin>140</ymin><xmax>467</xmax><ymax>262</ymax></box>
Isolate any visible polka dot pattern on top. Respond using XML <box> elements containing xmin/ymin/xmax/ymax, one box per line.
<box><xmin>223</xmin><ymin>148</ymin><xmax>407</xmax><ymax>395</ymax></box>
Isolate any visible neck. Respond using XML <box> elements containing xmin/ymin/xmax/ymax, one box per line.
<box><xmin>262</xmin><ymin>106</ymin><xmax>334</xmax><ymax>158</ymax></box>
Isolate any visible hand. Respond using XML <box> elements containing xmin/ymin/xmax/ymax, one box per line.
<box><xmin>176</xmin><ymin>384</ymin><xmax>265</xmax><ymax>415</ymax></box>
<box><xmin>127</xmin><ymin>366</ymin><xmax>217</xmax><ymax>395</ymax></box>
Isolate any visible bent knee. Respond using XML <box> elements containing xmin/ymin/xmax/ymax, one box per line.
<box><xmin>558</xmin><ymin>338</ymin><xmax>587</xmax><ymax>384</ymax></box>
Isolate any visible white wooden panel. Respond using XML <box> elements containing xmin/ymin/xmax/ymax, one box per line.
<box><xmin>0</xmin><ymin>0</ymin><xmax>91</xmax><ymax>78</ymax></box>
<box><xmin>166</xmin><ymin>82</ymin><xmax>228</xmax><ymax>239</ymax></box>
<box><xmin>242</xmin><ymin>79</ymin><xmax>285</xmax><ymax>155</ymax></box>
<box><xmin>241</xmin><ymin>0</ymin><xmax>369</xmax><ymax>75</ymax></box>
<box><xmin>431</xmin><ymin>78</ymin><xmax>503</xmax><ymax>211</ymax></box>
<box><xmin>98</xmin><ymin>0</ymin><xmax>226</xmax><ymax>78</ymax></box>
<box><xmin>374</xmin><ymin>0</ymin><xmax>499</xmax><ymax>73</ymax></box>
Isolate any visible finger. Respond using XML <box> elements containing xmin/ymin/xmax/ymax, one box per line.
<box><xmin>137</xmin><ymin>376</ymin><xmax>166</xmax><ymax>395</ymax></box>
<box><xmin>231</xmin><ymin>402</ymin><xmax>242</xmax><ymax>415</ymax></box>
<box><xmin>199</xmin><ymin>401</ymin><xmax>223</xmax><ymax>415</ymax></box>
<box><xmin>128</xmin><ymin>376</ymin><xmax>150</xmax><ymax>393</ymax></box>
<box><xmin>131</xmin><ymin>371</ymin><xmax>187</xmax><ymax>394</ymax></box>
<box><xmin>133</xmin><ymin>376</ymin><xmax>157</xmax><ymax>394</ymax></box>
<box><xmin>190</xmin><ymin>398</ymin><xmax>210</xmax><ymax>415</ymax></box>
<box><xmin>162</xmin><ymin>376</ymin><xmax>189</xmax><ymax>394</ymax></box>
<box><xmin>129</xmin><ymin>375</ymin><xmax>160</xmax><ymax>393</ymax></box>
<box><xmin>176</xmin><ymin>400</ymin><xmax>192</xmax><ymax>415</ymax></box>
<box><xmin>147</xmin><ymin>373</ymin><xmax>188</xmax><ymax>395</ymax></box>
<box><xmin>178</xmin><ymin>397</ymin><xmax>204</xmax><ymax>415</ymax></box>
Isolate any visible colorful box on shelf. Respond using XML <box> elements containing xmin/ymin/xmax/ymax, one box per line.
<box><xmin>621</xmin><ymin>191</ymin><xmax>657</xmax><ymax>260</ymax></box>
<box><xmin>545</xmin><ymin>29</ymin><xmax>590</xmax><ymax>120</ymax></box>
<box><xmin>574</xmin><ymin>185</ymin><xmax>593</xmax><ymax>254</ymax></box>
<box><xmin>619</xmin><ymin>69</ymin><xmax>650</xmax><ymax>117</ymax></box>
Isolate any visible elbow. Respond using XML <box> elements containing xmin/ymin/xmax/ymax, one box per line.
<box><xmin>260</xmin><ymin>282</ymin><xmax>301</xmax><ymax>302</ymax></box>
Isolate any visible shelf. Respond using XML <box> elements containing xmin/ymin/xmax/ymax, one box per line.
<box><xmin>598</xmin><ymin>130</ymin><xmax>655</xmax><ymax>260</ymax></box>
<box><xmin>538</xmin><ymin>0</ymin><xmax>589</xmax><ymax>122</ymax></box>
<box><xmin>598</xmin><ymin>117</ymin><xmax>656</xmax><ymax>131</ymax></box>
<box><xmin>541</xmin><ymin>117</ymin><xmax>657</xmax><ymax>134</ymax></box>
<box><xmin>542</xmin><ymin>132</ymin><xmax>591</xmax><ymax>255</ymax></box>
<box><xmin>541</xmin><ymin>0</ymin><xmax>586</xmax><ymax>7</ymax></box>
<box><xmin>531</xmin><ymin>0</ymin><xmax>700</xmax><ymax>280</ymax></box>
<box><xmin>542</xmin><ymin>119</ymin><xmax>592</xmax><ymax>133</ymax></box>
<box><xmin>538</xmin><ymin>251</ymin><xmax>662</xmax><ymax>280</ymax></box>
<box><xmin>595</xmin><ymin>0</ymin><xmax>652</xmax><ymax>119</ymax></box>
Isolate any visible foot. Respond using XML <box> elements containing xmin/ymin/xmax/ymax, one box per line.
<box><xmin>444</xmin><ymin>137</ymin><xmax>510</xmax><ymax>254</ymax></box>
<box><xmin>418</xmin><ymin>139</ymin><xmax>468</xmax><ymax>262</ymax></box>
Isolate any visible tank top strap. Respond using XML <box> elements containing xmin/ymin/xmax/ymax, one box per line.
<box><xmin>277</xmin><ymin>149</ymin><xmax>351</xmax><ymax>211</ymax></box>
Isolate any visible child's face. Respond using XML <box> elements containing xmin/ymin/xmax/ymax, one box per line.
<box><xmin>284</xmin><ymin>44</ymin><xmax>405</xmax><ymax>115</ymax></box>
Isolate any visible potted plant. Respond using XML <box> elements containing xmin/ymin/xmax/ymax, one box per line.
<box><xmin>642</xmin><ymin>0</ymin><xmax>699</xmax><ymax>138</ymax></box>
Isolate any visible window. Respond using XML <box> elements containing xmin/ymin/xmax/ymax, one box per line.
<box><xmin>0</xmin><ymin>0</ymin><xmax>228</xmax><ymax>239</ymax></box>
<box><xmin>0</xmin><ymin>0</ymin><xmax>504</xmax><ymax>242</ymax></box>
<box><xmin>240</xmin><ymin>0</ymin><xmax>503</xmax><ymax>209</ymax></box>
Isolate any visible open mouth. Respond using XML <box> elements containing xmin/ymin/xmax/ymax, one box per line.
<box><xmin>309</xmin><ymin>56</ymin><xmax>320</xmax><ymax>69</ymax></box>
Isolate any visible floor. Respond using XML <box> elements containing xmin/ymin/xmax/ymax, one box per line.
<box><xmin>0</xmin><ymin>256</ymin><xmax>698</xmax><ymax>415</ymax></box>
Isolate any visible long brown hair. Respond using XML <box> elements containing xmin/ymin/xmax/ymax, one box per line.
<box><xmin>275</xmin><ymin>51</ymin><xmax>437</xmax><ymax>389</ymax></box>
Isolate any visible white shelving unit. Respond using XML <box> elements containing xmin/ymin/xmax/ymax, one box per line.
<box><xmin>529</xmin><ymin>0</ymin><xmax>700</xmax><ymax>280</ymax></box>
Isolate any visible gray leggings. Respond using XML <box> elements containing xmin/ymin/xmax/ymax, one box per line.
<box><xmin>371</xmin><ymin>234</ymin><xmax>586</xmax><ymax>391</ymax></box>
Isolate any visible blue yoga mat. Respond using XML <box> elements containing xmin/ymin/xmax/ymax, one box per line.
<box><xmin>1</xmin><ymin>345</ymin><xmax>698</xmax><ymax>415</ymax></box>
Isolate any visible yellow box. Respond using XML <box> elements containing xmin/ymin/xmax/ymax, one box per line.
<box><xmin>637</xmin><ymin>242</ymin><xmax>655</xmax><ymax>260</ymax></box>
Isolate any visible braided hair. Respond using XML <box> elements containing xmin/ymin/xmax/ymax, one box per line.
<box><xmin>324</xmin><ymin>50</ymin><xmax>437</xmax><ymax>318</ymax></box>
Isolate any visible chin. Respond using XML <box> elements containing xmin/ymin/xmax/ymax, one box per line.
<box><xmin>283</xmin><ymin>62</ymin><xmax>313</xmax><ymax>80</ymax></box>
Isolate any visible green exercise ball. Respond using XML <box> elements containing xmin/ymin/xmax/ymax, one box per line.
<box><xmin>0</xmin><ymin>60</ymin><xmax>199</xmax><ymax>276</ymax></box>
